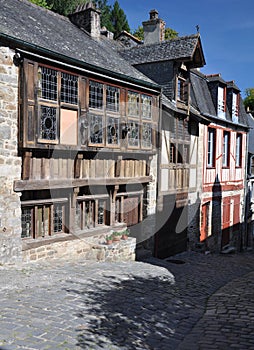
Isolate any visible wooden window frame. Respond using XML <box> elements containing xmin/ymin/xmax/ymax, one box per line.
<box><xmin>76</xmin><ymin>195</ymin><xmax>109</xmax><ymax>230</ymax></box>
<box><xmin>21</xmin><ymin>199</ymin><xmax>67</xmax><ymax>239</ymax></box>
<box><xmin>207</xmin><ymin>128</ymin><xmax>216</xmax><ymax>168</ymax></box>
<box><xmin>37</xmin><ymin>65</ymin><xmax>79</xmax><ymax>145</ymax></box>
<box><xmin>235</xmin><ymin>133</ymin><xmax>242</xmax><ymax>167</ymax></box>
<box><xmin>222</xmin><ymin>131</ymin><xmax>230</xmax><ymax>168</ymax></box>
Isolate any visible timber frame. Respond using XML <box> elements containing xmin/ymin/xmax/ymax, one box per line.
<box><xmin>16</xmin><ymin>53</ymin><xmax>160</xmax><ymax>244</ymax></box>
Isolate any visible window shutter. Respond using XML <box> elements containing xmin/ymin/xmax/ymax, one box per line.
<box><xmin>22</xmin><ymin>59</ymin><xmax>37</xmax><ymax>146</ymax></box>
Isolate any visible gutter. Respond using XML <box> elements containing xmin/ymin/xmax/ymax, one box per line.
<box><xmin>203</xmin><ymin>112</ymin><xmax>249</xmax><ymax>130</ymax></box>
<box><xmin>0</xmin><ymin>32</ymin><xmax>161</xmax><ymax>93</ymax></box>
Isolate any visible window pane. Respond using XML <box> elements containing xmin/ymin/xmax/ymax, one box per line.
<box><xmin>98</xmin><ymin>200</ymin><xmax>105</xmax><ymax>225</ymax></box>
<box><xmin>89</xmin><ymin>114</ymin><xmax>103</xmax><ymax>144</ymax></box>
<box><xmin>107</xmin><ymin>117</ymin><xmax>119</xmax><ymax>145</ymax></box>
<box><xmin>89</xmin><ymin>80</ymin><xmax>103</xmax><ymax>109</ymax></box>
<box><xmin>53</xmin><ymin>204</ymin><xmax>63</xmax><ymax>233</ymax></box>
<box><xmin>61</xmin><ymin>72</ymin><xmax>78</xmax><ymax>105</ymax></box>
<box><xmin>128</xmin><ymin>121</ymin><xmax>139</xmax><ymax>147</ymax></box>
<box><xmin>106</xmin><ymin>85</ymin><xmax>119</xmax><ymax>112</ymax></box>
<box><xmin>38</xmin><ymin>66</ymin><xmax>57</xmax><ymax>101</ymax></box>
<box><xmin>236</xmin><ymin>134</ymin><xmax>242</xmax><ymax>167</ymax></box>
<box><xmin>39</xmin><ymin>106</ymin><xmax>57</xmax><ymax>141</ymax></box>
<box><xmin>141</xmin><ymin>94</ymin><xmax>152</xmax><ymax>119</ymax></box>
<box><xmin>142</xmin><ymin>123</ymin><xmax>152</xmax><ymax>148</ymax></box>
<box><xmin>128</xmin><ymin>91</ymin><xmax>139</xmax><ymax>117</ymax></box>
<box><xmin>223</xmin><ymin>131</ymin><xmax>230</xmax><ymax>167</ymax></box>
<box><xmin>208</xmin><ymin>128</ymin><xmax>215</xmax><ymax>167</ymax></box>
<box><xmin>232</xmin><ymin>92</ymin><xmax>239</xmax><ymax>121</ymax></box>
<box><xmin>21</xmin><ymin>207</ymin><xmax>32</xmax><ymax>238</ymax></box>
<box><xmin>218</xmin><ymin>86</ymin><xmax>226</xmax><ymax>118</ymax></box>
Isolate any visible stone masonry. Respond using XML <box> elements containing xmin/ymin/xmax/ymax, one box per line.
<box><xmin>0</xmin><ymin>46</ymin><xmax>22</xmax><ymax>264</ymax></box>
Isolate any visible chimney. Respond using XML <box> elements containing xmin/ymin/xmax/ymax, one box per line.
<box><xmin>142</xmin><ymin>9</ymin><xmax>165</xmax><ymax>45</ymax></box>
<box><xmin>69</xmin><ymin>2</ymin><xmax>101</xmax><ymax>39</ymax></box>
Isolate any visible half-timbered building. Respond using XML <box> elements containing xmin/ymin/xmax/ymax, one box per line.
<box><xmin>119</xmin><ymin>10</ymin><xmax>207</xmax><ymax>257</ymax></box>
<box><xmin>0</xmin><ymin>0</ymin><xmax>161</xmax><ymax>263</ymax></box>
<box><xmin>190</xmin><ymin>70</ymin><xmax>249</xmax><ymax>252</ymax></box>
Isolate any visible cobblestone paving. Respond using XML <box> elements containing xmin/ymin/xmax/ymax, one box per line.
<box><xmin>0</xmin><ymin>251</ymin><xmax>253</xmax><ymax>349</ymax></box>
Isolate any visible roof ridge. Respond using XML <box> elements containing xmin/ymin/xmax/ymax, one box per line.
<box><xmin>120</xmin><ymin>33</ymin><xmax>199</xmax><ymax>52</ymax></box>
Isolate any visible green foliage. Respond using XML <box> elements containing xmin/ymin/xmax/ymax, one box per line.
<box><xmin>132</xmin><ymin>26</ymin><xmax>143</xmax><ymax>40</ymax></box>
<box><xmin>110</xmin><ymin>1</ymin><xmax>130</xmax><ymax>38</ymax></box>
<box><xmin>244</xmin><ymin>88</ymin><xmax>254</xmax><ymax>113</ymax></box>
<box><xmin>46</xmin><ymin>0</ymin><xmax>81</xmax><ymax>15</ymax></box>
<box><xmin>165</xmin><ymin>27</ymin><xmax>178</xmax><ymax>40</ymax></box>
<box><xmin>29</xmin><ymin>0</ymin><xmax>52</xmax><ymax>9</ymax></box>
<box><xmin>132</xmin><ymin>25</ymin><xmax>178</xmax><ymax>41</ymax></box>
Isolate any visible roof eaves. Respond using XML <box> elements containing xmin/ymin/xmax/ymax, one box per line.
<box><xmin>0</xmin><ymin>32</ymin><xmax>161</xmax><ymax>92</ymax></box>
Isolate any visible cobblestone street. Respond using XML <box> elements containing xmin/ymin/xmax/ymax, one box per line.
<box><xmin>0</xmin><ymin>251</ymin><xmax>254</xmax><ymax>350</ymax></box>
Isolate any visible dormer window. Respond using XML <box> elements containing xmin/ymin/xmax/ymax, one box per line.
<box><xmin>218</xmin><ymin>86</ymin><xmax>226</xmax><ymax>118</ymax></box>
<box><xmin>232</xmin><ymin>91</ymin><xmax>240</xmax><ymax>122</ymax></box>
<box><xmin>177</xmin><ymin>77</ymin><xmax>187</xmax><ymax>102</ymax></box>
<box><xmin>176</xmin><ymin>65</ymin><xmax>189</xmax><ymax>104</ymax></box>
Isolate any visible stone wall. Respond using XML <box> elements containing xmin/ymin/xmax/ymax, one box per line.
<box><xmin>0</xmin><ymin>46</ymin><xmax>22</xmax><ymax>264</ymax></box>
<box><xmin>22</xmin><ymin>234</ymin><xmax>136</xmax><ymax>263</ymax></box>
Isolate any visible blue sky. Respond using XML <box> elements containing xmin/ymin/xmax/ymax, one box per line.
<box><xmin>108</xmin><ymin>0</ymin><xmax>254</xmax><ymax>96</ymax></box>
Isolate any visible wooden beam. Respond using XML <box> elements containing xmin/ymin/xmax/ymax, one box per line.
<box><xmin>14</xmin><ymin>176</ymin><xmax>152</xmax><ymax>191</ymax></box>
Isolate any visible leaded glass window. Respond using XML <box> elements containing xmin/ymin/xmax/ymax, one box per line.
<box><xmin>89</xmin><ymin>114</ymin><xmax>103</xmax><ymax>144</ymax></box>
<box><xmin>89</xmin><ymin>80</ymin><xmax>103</xmax><ymax>109</ymax></box>
<box><xmin>98</xmin><ymin>200</ymin><xmax>105</xmax><ymax>225</ymax></box>
<box><xmin>128</xmin><ymin>91</ymin><xmax>139</xmax><ymax>116</ymax></box>
<box><xmin>107</xmin><ymin>117</ymin><xmax>119</xmax><ymax>145</ymax></box>
<box><xmin>61</xmin><ymin>72</ymin><xmax>78</xmax><ymax>105</ymax></box>
<box><xmin>141</xmin><ymin>94</ymin><xmax>152</xmax><ymax>119</ymax></box>
<box><xmin>39</xmin><ymin>106</ymin><xmax>57</xmax><ymax>141</ymax></box>
<box><xmin>142</xmin><ymin>123</ymin><xmax>152</xmax><ymax>148</ymax></box>
<box><xmin>21</xmin><ymin>207</ymin><xmax>32</xmax><ymax>238</ymax></box>
<box><xmin>38</xmin><ymin>66</ymin><xmax>57</xmax><ymax>101</ymax></box>
<box><xmin>128</xmin><ymin>121</ymin><xmax>139</xmax><ymax>147</ymax></box>
<box><xmin>53</xmin><ymin>204</ymin><xmax>63</xmax><ymax>233</ymax></box>
<box><xmin>106</xmin><ymin>85</ymin><xmax>119</xmax><ymax>112</ymax></box>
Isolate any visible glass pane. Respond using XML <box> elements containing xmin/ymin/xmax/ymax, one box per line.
<box><xmin>53</xmin><ymin>204</ymin><xmax>63</xmax><ymax>233</ymax></box>
<box><xmin>128</xmin><ymin>121</ymin><xmax>139</xmax><ymax>147</ymax></box>
<box><xmin>142</xmin><ymin>123</ymin><xmax>152</xmax><ymax>148</ymax></box>
<box><xmin>128</xmin><ymin>91</ymin><xmax>139</xmax><ymax>117</ymax></box>
<box><xmin>38</xmin><ymin>66</ymin><xmax>57</xmax><ymax>101</ymax></box>
<box><xmin>21</xmin><ymin>207</ymin><xmax>32</xmax><ymax>238</ymax></box>
<box><xmin>98</xmin><ymin>200</ymin><xmax>105</xmax><ymax>225</ymax></box>
<box><xmin>89</xmin><ymin>80</ymin><xmax>103</xmax><ymax>109</ymax></box>
<box><xmin>39</xmin><ymin>106</ymin><xmax>57</xmax><ymax>141</ymax></box>
<box><xmin>141</xmin><ymin>94</ymin><xmax>152</xmax><ymax>119</ymax></box>
<box><xmin>61</xmin><ymin>72</ymin><xmax>78</xmax><ymax>105</ymax></box>
<box><xmin>107</xmin><ymin>117</ymin><xmax>119</xmax><ymax>145</ymax></box>
<box><xmin>89</xmin><ymin>115</ymin><xmax>103</xmax><ymax>144</ymax></box>
<box><xmin>106</xmin><ymin>85</ymin><xmax>119</xmax><ymax>112</ymax></box>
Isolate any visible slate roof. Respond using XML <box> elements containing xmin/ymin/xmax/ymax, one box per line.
<box><xmin>190</xmin><ymin>69</ymin><xmax>248</xmax><ymax>127</ymax></box>
<box><xmin>119</xmin><ymin>34</ymin><xmax>203</xmax><ymax>66</ymax></box>
<box><xmin>190</xmin><ymin>70</ymin><xmax>217</xmax><ymax>116</ymax></box>
<box><xmin>0</xmin><ymin>0</ymin><xmax>159</xmax><ymax>89</ymax></box>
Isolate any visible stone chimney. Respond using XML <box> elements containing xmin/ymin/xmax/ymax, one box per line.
<box><xmin>69</xmin><ymin>2</ymin><xmax>101</xmax><ymax>39</ymax></box>
<box><xmin>142</xmin><ymin>9</ymin><xmax>165</xmax><ymax>45</ymax></box>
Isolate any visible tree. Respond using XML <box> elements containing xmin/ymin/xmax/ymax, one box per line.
<box><xmin>244</xmin><ymin>88</ymin><xmax>254</xmax><ymax>113</ymax></box>
<box><xmin>46</xmin><ymin>0</ymin><xmax>79</xmax><ymax>15</ymax></box>
<box><xmin>132</xmin><ymin>25</ymin><xmax>178</xmax><ymax>41</ymax></box>
<box><xmin>164</xmin><ymin>27</ymin><xmax>178</xmax><ymax>40</ymax></box>
<box><xmin>110</xmin><ymin>1</ymin><xmax>130</xmax><ymax>38</ymax></box>
<box><xmin>94</xmin><ymin>0</ymin><xmax>114</xmax><ymax>32</ymax></box>
<box><xmin>29</xmin><ymin>0</ymin><xmax>52</xmax><ymax>9</ymax></box>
